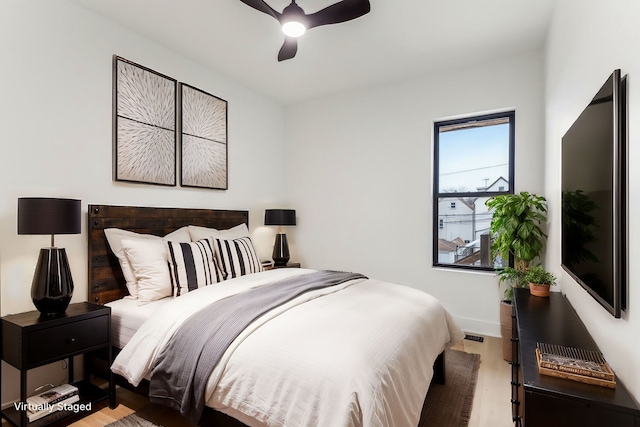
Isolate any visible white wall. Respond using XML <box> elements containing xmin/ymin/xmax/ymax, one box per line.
<box><xmin>0</xmin><ymin>0</ymin><xmax>286</xmax><ymax>404</ymax></box>
<box><xmin>285</xmin><ymin>50</ymin><xmax>546</xmax><ymax>336</ymax></box>
<box><xmin>545</xmin><ymin>0</ymin><xmax>640</xmax><ymax>402</ymax></box>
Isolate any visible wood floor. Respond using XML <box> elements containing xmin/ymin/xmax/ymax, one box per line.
<box><xmin>456</xmin><ymin>336</ymin><xmax>513</xmax><ymax>427</ymax></box>
<box><xmin>4</xmin><ymin>336</ymin><xmax>512</xmax><ymax>427</ymax></box>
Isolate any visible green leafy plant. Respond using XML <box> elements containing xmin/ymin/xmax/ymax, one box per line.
<box><xmin>497</xmin><ymin>266</ymin><xmax>528</xmax><ymax>300</ymax></box>
<box><xmin>486</xmin><ymin>192</ymin><xmax>548</xmax><ymax>272</ymax></box>
<box><xmin>524</xmin><ymin>265</ymin><xmax>556</xmax><ymax>286</ymax></box>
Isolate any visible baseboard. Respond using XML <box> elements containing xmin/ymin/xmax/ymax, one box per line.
<box><xmin>454</xmin><ymin>316</ymin><xmax>500</xmax><ymax>338</ymax></box>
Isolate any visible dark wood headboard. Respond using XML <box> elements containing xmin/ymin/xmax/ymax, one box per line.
<box><xmin>88</xmin><ymin>204</ymin><xmax>249</xmax><ymax>304</ymax></box>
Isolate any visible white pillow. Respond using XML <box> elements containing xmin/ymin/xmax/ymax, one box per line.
<box><xmin>104</xmin><ymin>227</ymin><xmax>191</xmax><ymax>298</ymax></box>
<box><xmin>213</xmin><ymin>236</ymin><xmax>264</xmax><ymax>280</ymax></box>
<box><xmin>165</xmin><ymin>227</ymin><xmax>192</xmax><ymax>241</ymax></box>
<box><xmin>121</xmin><ymin>239</ymin><xmax>172</xmax><ymax>305</ymax></box>
<box><xmin>166</xmin><ymin>238</ymin><xmax>222</xmax><ymax>297</ymax></box>
<box><xmin>187</xmin><ymin>223</ymin><xmax>249</xmax><ymax>242</ymax></box>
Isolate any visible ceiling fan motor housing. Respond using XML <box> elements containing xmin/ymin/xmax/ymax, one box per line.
<box><xmin>239</xmin><ymin>0</ymin><xmax>371</xmax><ymax>60</ymax></box>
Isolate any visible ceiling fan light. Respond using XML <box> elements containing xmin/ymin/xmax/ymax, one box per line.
<box><xmin>282</xmin><ymin>21</ymin><xmax>306</xmax><ymax>37</ymax></box>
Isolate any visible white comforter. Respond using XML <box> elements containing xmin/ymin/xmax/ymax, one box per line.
<box><xmin>111</xmin><ymin>268</ymin><xmax>464</xmax><ymax>427</ymax></box>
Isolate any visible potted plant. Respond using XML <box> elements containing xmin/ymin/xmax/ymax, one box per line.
<box><xmin>524</xmin><ymin>265</ymin><xmax>556</xmax><ymax>297</ymax></box>
<box><xmin>497</xmin><ymin>266</ymin><xmax>528</xmax><ymax>298</ymax></box>
<box><xmin>486</xmin><ymin>192</ymin><xmax>548</xmax><ymax>272</ymax></box>
<box><xmin>486</xmin><ymin>192</ymin><xmax>548</xmax><ymax>361</ymax></box>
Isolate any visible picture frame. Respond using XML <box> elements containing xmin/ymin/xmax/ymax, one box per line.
<box><xmin>113</xmin><ymin>55</ymin><xmax>177</xmax><ymax>186</ymax></box>
<box><xmin>179</xmin><ymin>83</ymin><xmax>228</xmax><ymax>190</ymax></box>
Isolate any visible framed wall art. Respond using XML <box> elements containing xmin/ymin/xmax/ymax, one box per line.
<box><xmin>113</xmin><ymin>55</ymin><xmax>177</xmax><ymax>186</ymax></box>
<box><xmin>179</xmin><ymin>83</ymin><xmax>228</xmax><ymax>190</ymax></box>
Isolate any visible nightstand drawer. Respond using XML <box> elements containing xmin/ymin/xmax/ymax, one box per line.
<box><xmin>27</xmin><ymin>315</ymin><xmax>109</xmax><ymax>366</ymax></box>
<box><xmin>264</xmin><ymin>262</ymin><xmax>301</xmax><ymax>270</ymax></box>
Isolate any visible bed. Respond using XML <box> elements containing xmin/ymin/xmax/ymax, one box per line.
<box><xmin>88</xmin><ymin>204</ymin><xmax>464</xmax><ymax>427</ymax></box>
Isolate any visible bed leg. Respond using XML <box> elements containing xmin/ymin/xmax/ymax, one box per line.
<box><xmin>432</xmin><ymin>351</ymin><xmax>445</xmax><ymax>384</ymax></box>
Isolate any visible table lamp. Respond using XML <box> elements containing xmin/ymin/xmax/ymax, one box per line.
<box><xmin>264</xmin><ymin>209</ymin><xmax>296</xmax><ymax>266</ymax></box>
<box><xmin>18</xmin><ymin>197</ymin><xmax>81</xmax><ymax>315</ymax></box>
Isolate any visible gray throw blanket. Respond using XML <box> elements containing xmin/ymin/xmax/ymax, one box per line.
<box><xmin>148</xmin><ymin>270</ymin><xmax>367</xmax><ymax>425</ymax></box>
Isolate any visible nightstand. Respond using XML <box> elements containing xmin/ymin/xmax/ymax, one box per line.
<box><xmin>1</xmin><ymin>303</ymin><xmax>114</xmax><ymax>427</ymax></box>
<box><xmin>264</xmin><ymin>262</ymin><xmax>301</xmax><ymax>270</ymax></box>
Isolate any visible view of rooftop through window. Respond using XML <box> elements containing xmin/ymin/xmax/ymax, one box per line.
<box><xmin>433</xmin><ymin>112</ymin><xmax>514</xmax><ymax>270</ymax></box>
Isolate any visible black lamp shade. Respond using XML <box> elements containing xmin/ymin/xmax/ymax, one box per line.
<box><xmin>17</xmin><ymin>197</ymin><xmax>81</xmax><ymax>316</ymax></box>
<box><xmin>264</xmin><ymin>209</ymin><xmax>296</xmax><ymax>226</ymax></box>
<box><xmin>18</xmin><ymin>198</ymin><xmax>81</xmax><ymax>235</ymax></box>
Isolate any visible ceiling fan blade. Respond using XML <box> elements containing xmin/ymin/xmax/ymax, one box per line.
<box><xmin>306</xmin><ymin>0</ymin><xmax>371</xmax><ymax>29</ymax></box>
<box><xmin>278</xmin><ymin>37</ymin><xmax>298</xmax><ymax>61</ymax></box>
<box><xmin>238</xmin><ymin>0</ymin><xmax>280</xmax><ymax>20</ymax></box>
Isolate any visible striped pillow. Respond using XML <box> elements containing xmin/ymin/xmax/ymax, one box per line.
<box><xmin>166</xmin><ymin>238</ymin><xmax>222</xmax><ymax>297</ymax></box>
<box><xmin>213</xmin><ymin>236</ymin><xmax>264</xmax><ymax>280</ymax></box>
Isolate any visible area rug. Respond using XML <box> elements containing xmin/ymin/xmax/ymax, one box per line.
<box><xmin>106</xmin><ymin>403</ymin><xmax>187</xmax><ymax>427</ymax></box>
<box><xmin>107</xmin><ymin>349</ymin><xmax>480</xmax><ymax>427</ymax></box>
<box><xmin>419</xmin><ymin>348</ymin><xmax>481</xmax><ymax>427</ymax></box>
<box><xmin>105</xmin><ymin>413</ymin><xmax>159</xmax><ymax>427</ymax></box>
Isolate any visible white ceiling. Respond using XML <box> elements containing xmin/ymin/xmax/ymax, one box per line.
<box><xmin>71</xmin><ymin>0</ymin><xmax>557</xmax><ymax>105</ymax></box>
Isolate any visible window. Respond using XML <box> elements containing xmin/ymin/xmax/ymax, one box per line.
<box><xmin>433</xmin><ymin>111</ymin><xmax>515</xmax><ymax>270</ymax></box>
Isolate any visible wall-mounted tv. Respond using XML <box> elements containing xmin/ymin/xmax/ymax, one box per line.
<box><xmin>561</xmin><ymin>69</ymin><xmax>627</xmax><ymax>318</ymax></box>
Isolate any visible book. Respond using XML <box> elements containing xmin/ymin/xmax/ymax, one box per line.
<box><xmin>27</xmin><ymin>384</ymin><xmax>78</xmax><ymax>407</ymax></box>
<box><xmin>27</xmin><ymin>394</ymin><xmax>80</xmax><ymax>422</ymax></box>
<box><xmin>536</xmin><ymin>342</ymin><xmax>616</xmax><ymax>388</ymax></box>
<box><xmin>537</xmin><ymin>343</ymin><xmax>615</xmax><ymax>380</ymax></box>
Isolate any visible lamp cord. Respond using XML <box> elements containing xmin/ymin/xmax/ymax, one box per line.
<box><xmin>30</xmin><ymin>360</ymin><xmax>68</xmax><ymax>397</ymax></box>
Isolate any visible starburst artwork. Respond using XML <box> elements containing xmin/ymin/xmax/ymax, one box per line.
<box><xmin>113</xmin><ymin>56</ymin><xmax>176</xmax><ymax>186</ymax></box>
<box><xmin>180</xmin><ymin>84</ymin><xmax>228</xmax><ymax>190</ymax></box>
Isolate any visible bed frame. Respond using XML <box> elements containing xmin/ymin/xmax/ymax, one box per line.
<box><xmin>87</xmin><ymin>203</ymin><xmax>445</xmax><ymax>425</ymax></box>
<box><xmin>88</xmin><ymin>204</ymin><xmax>249</xmax><ymax>304</ymax></box>
<box><xmin>88</xmin><ymin>204</ymin><xmax>250</xmax><ymax>425</ymax></box>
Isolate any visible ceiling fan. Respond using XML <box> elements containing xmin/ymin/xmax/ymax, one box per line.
<box><xmin>239</xmin><ymin>0</ymin><xmax>371</xmax><ymax>61</ymax></box>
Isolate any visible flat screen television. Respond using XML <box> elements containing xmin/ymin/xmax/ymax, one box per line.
<box><xmin>561</xmin><ymin>69</ymin><xmax>627</xmax><ymax>318</ymax></box>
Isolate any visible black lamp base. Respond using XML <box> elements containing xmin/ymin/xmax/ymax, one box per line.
<box><xmin>31</xmin><ymin>248</ymin><xmax>74</xmax><ymax>316</ymax></box>
<box><xmin>272</xmin><ymin>233</ymin><xmax>290</xmax><ymax>267</ymax></box>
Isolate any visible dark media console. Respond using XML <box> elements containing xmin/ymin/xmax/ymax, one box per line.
<box><xmin>511</xmin><ymin>288</ymin><xmax>640</xmax><ymax>427</ymax></box>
